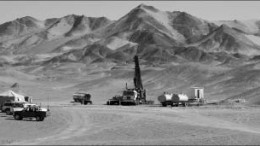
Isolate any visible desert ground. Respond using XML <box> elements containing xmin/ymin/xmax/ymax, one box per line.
<box><xmin>0</xmin><ymin>64</ymin><xmax>260</xmax><ymax>145</ymax></box>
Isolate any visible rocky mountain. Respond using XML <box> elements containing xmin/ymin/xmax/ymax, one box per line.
<box><xmin>214</xmin><ymin>19</ymin><xmax>260</xmax><ymax>35</ymax></box>
<box><xmin>0</xmin><ymin>4</ymin><xmax>260</xmax><ymax>66</ymax></box>
<box><xmin>0</xmin><ymin>16</ymin><xmax>44</xmax><ymax>41</ymax></box>
<box><xmin>0</xmin><ymin>14</ymin><xmax>112</xmax><ymax>56</ymax></box>
<box><xmin>1</xmin><ymin>4</ymin><xmax>260</xmax><ymax>104</ymax></box>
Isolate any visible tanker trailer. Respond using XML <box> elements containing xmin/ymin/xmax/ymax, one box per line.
<box><xmin>158</xmin><ymin>93</ymin><xmax>173</xmax><ymax>107</ymax></box>
<box><xmin>158</xmin><ymin>93</ymin><xmax>189</xmax><ymax>107</ymax></box>
<box><xmin>172</xmin><ymin>94</ymin><xmax>189</xmax><ymax>107</ymax></box>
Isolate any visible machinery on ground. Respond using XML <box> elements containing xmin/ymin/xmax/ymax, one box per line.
<box><xmin>107</xmin><ymin>88</ymin><xmax>138</xmax><ymax>105</ymax></box>
<box><xmin>107</xmin><ymin>95</ymin><xmax>122</xmax><ymax>105</ymax></box>
<box><xmin>158</xmin><ymin>87</ymin><xmax>206</xmax><ymax>107</ymax></box>
<box><xmin>73</xmin><ymin>92</ymin><xmax>92</xmax><ymax>105</ymax></box>
<box><xmin>13</xmin><ymin>105</ymin><xmax>47</xmax><ymax>121</ymax></box>
<box><xmin>107</xmin><ymin>55</ymin><xmax>153</xmax><ymax>105</ymax></box>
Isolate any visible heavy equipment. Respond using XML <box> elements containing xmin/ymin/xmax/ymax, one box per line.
<box><xmin>158</xmin><ymin>87</ymin><xmax>206</xmax><ymax>107</ymax></box>
<box><xmin>107</xmin><ymin>55</ymin><xmax>152</xmax><ymax>105</ymax></box>
<box><xmin>158</xmin><ymin>93</ymin><xmax>189</xmax><ymax>107</ymax></box>
<box><xmin>107</xmin><ymin>87</ymin><xmax>139</xmax><ymax>105</ymax></box>
<box><xmin>73</xmin><ymin>92</ymin><xmax>92</xmax><ymax>105</ymax></box>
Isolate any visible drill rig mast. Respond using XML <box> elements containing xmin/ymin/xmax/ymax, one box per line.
<box><xmin>133</xmin><ymin>55</ymin><xmax>146</xmax><ymax>103</ymax></box>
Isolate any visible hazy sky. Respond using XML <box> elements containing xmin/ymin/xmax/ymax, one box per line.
<box><xmin>0</xmin><ymin>1</ymin><xmax>260</xmax><ymax>24</ymax></box>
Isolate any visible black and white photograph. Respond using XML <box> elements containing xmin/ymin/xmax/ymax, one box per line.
<box><xmin>0</xmin><ymin>1</ymin><xmax>260</xmax><ymax>145</ymax></box>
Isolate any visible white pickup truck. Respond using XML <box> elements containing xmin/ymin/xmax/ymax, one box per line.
<box><xmin>11</xmin><ymin>103</ymin><xmax>49</xmax><ymax>115</ymax></box>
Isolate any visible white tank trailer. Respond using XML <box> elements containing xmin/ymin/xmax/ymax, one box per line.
<box><xmin>158</xmin><ymin>93</ymin><xmax>189</xmax><ymax>107</ymax></box>
<box><xmin>158</xmin><ymin>87</ymin><xmax>205</xmax><ymax>107</ymax></box>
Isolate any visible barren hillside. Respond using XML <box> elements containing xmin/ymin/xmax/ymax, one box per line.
<box><xmin>0</xmin><ymin>4</ymin><xmax>259</xmax><ymax>105</ymax></box>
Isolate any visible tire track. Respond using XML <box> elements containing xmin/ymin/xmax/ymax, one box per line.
<box><xmin>13</xmin><ymin>107</ymin><xmax>92</xmax><ymax>145</ymax></box>
<box><xmin>11</xmin><ymin>106</ymin><xmax>260</xmax><ymax>145</ymax></box>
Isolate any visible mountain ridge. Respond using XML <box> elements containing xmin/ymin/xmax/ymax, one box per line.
<box><xmin>0</xmin><ymin>4</ymin><xmax>260</xmax><ymax>65</ymax></box>
<box><xmin>0</xmin><ymin>4</ymin><xmax>260</xmax><ymax>104</ymax></box>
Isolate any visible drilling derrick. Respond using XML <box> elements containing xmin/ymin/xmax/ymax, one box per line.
<box><xmin>106</xmin><ymin>55</ymin><xmax>150</xmax><ymax>105</ymax></box>
<box><xmin>133</xmin><ymin>55</ymin><xmax>146</xmax><ymax>103</ymax></box>
<box><xmin>134</xmin><ymin>55</ymin><xmax>143</xmax><ymax>90</ymax></box>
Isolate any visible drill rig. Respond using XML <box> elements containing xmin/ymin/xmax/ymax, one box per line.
<box><xmin>132</xmin><ymin>55</ymin><xmax>146</xmax><ymax>104</ymax></box>
<box><xmin>107</xmin><ymin>55</ymin><xmax>151</xmax><ymax>105</ymax></box>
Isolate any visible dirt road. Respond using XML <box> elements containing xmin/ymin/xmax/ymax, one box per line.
<box><xmin>0</xmin><ymin>104</ymin><xmax>259</xmax><ymax>145</ymax></box>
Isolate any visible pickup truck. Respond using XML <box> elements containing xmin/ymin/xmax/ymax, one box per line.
<box><xmin>1</xmin><ymin>102</ymin><xmax>25</xmax><ymax>115</ymax></box>
<box><xmin>13</xmin><ymin>106</ymin><xmax>47</xmax><ymax>121</ymax></box>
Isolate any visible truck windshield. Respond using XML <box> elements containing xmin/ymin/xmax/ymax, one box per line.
<box><xmin>14</xmin><ymin>103</ymin><xmax>24</xmax><ymax>107</ymax></box>
<box><xmin>123</xmin><ymin>91</ymin><xmax>134</xmax><ymax>96</ymax></box>
<box><xmin>73</xmin><ymin>94</ymin><xmax>85</xmax><ymax>98</ymax></box>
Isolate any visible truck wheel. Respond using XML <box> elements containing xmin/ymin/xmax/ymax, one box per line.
<box><xmin>14</xmin><ymin>114</ymin><xmax>22</xmax><ymax>120</ymax></box>
<box><xmin>40</xmin><ymin>117</ymin><xmax>45</xmax><ymax>121</ymax></box>
<box><xmin>162</xmin><ymin>103</ymin><xmax>167</xmax><ymax>107</ymax></box>
<box><xmin>6</xmin><ymin>109</ymin><xmax>11</xmax><ymax>115</ymax></box>
<box><xmin>36</xmin><ymin>116</ymin><xmax>41</xmax><ymax>121</ymax></box>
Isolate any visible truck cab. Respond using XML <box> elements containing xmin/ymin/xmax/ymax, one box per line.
<box><xmin>121</xmin><ymin>89</ymin><xmax>138</xmax><ymax>105</ymax></box>
<box><xmin>106</xmin><ymin>89</ymin><xmax>138</xmax><ymax>105</ymax></box>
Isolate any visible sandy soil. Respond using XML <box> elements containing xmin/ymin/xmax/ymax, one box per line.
<box><xmin>0</xmin><ymin>104</ymin><xmax>260</xmax><ymax>145</ymax></box>
<box><xmin>0</xmin><ymin>66</ymin><xmax>260</xmax><ymax>145</ymax></box>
